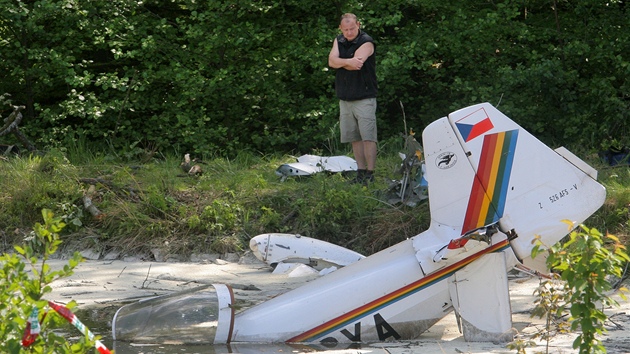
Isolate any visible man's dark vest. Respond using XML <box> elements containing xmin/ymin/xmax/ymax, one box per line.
<box><xmin>335</xmin><ymin>31</ymin><xmax>377</xmax><ymax>101</ymax></box>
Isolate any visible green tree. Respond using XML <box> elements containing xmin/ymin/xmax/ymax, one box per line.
<box><xmin>1</xmin><ymin>0</ymin><xmax>628</xmax><ymax>156</ymax></box>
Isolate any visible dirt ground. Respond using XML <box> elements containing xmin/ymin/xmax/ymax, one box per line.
<box><xmin>45</xmin><ymin>252</ymin><xmax>630</xmax><ymax>354</ymax></box>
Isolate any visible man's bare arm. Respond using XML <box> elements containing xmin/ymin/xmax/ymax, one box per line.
<box><xmin>354</xmin><ymin>42</ymin><xmax>374</xmax><ymax>61</ymax></box>
<box><xmin>328</xmin><ymin>41</ymin><xmax>374</xmax><ymax>71</ymax></box>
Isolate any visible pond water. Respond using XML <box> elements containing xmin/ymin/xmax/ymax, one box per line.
<box><xmin>76</xmin><ymin>305</ymin><xmax>378</xmax><ymax>354</ymax></box>
<box><xmin>108</xmin><ymin>341</ymin><xmax>367</xmax><ymax>354</ymax></box>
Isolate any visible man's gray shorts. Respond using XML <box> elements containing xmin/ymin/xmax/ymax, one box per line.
<box><xmin>339</xmin><ymin>98</ymin><xmax>377</xmax><ymax>143</ymax></box>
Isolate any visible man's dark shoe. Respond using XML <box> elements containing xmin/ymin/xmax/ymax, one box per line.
<box><xmin>350</xmin><ymin>169</ymin><xmax>366</xmax><ymax>184</ymax></box>
<box><xmin>362</xmin><ymin>170</ymin><xmax>375</xmax><ymax>185</ymax></box>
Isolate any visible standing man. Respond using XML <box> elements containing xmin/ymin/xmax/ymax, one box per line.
<box><xmin>328</xmin><ymin>13</ymin><xmax>378</xmax><ymax>184</ymax></box>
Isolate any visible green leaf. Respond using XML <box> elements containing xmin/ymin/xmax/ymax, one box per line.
<box><xmin>14</xmin><ymin>245</ymin><xmax>26</xmax><ymax>255</ymax></box>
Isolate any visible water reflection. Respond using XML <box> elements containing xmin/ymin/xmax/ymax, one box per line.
<box><xmin>112</xmin><ymin>341</ymin><xmax>368</xmax><ymax>354</ymax></box>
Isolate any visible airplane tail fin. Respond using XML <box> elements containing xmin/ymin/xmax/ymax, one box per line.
<box><xmin>422</xmin><ymin>103</ymin><xmax>606</xmax><ymax>273</ymax></box>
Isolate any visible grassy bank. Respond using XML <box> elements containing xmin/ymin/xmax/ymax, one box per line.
<box><xmin>0</xmin><ymin>144</ymin><xmax>628</xmax><ymax>259</ymax></box>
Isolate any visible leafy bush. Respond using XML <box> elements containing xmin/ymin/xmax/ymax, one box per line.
<box><xmin>1</xmin><ymin>0</ymin><xmax>627</xmax><ymax>156</ymax></box>
<box><xmin>0</xmin><ymin>209</ymin><xmax>91</xmax><ymax>353</ymax></box>
<box><xmin>527</xmin><ymin>224</ymin><xmax>630</xmax><ymax>354</ymax></box>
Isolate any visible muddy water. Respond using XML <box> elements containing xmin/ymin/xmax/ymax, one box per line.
<box><xmin>80</xmin><ymin>308</ymin><xmax>367</xmax><ymax>354</ymax></box>
<box><xmin>75</xmin><ymin>274</ymin><xmax>630</xmax><ymax>354</ymax></box>
<box><xmin>109</xmin><ymin>341</ymin><xmax>367</xmax><ymax>354</ymax></box>
<box><xmin>110</xmin><ymin>341</ymin><xmax>217</xmax><ymax>354</ymax></box>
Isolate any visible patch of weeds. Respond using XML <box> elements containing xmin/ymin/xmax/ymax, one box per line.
<box><xmin>208</xmin><ymin>234</ymin><xmax>244</xmax><ymax>254</ymax></box>
<box><xmin>594</xmin><ymin>168</ymin><xmax>630</xmax><ymax>244</ymax></box>
<box><xmin>256</xmin><ymin>206</ymin><xmax>286</xmax><ymax>233</ymax></box>
<box><xmin>515</xmin><ymin>224</ymin><xmax>630</xmax><ymax>354</ymax></box>
<box><xmin>201</xmin><ymin>198</ymin><xmax>244</xmax><ymax>236</ymax></box>
<box><xmin>0</xmin><ymin>153</ymin><xmax>82</xmax><ymax>230</ymax></box>
<box><xmin>143</xmin><ymin>184</ymin><xmax>173</xmax><ymax>217</ymax></box>
<box><xmin>528</xmin><ymin>275</ymin><xmax>572</xmax><ymax>352</ymax></box>
<box><xmin>0</xmin><ymin>209</ymin><xmax>98</xmax><ymax>353</ymax></box>
<box><xmin>56</xmin><ymin>202</ymin><xmax>85</xmax><ymax>232</ymax></box>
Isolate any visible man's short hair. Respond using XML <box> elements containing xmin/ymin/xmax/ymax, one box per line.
<box><xmin>341</xmin><ymin>13</ymin><xmax>357</xmax><ymax>22</ymax></box>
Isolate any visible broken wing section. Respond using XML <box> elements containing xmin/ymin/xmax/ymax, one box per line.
<box><xmin>249</xmin><ymin>233</ymin><xmax>365</xmax><ymax>271</ymax></box>
<box><xmin>276</xmin><ymin>155</ymin><xmax>357</xmax><ymax>180</ymax></box>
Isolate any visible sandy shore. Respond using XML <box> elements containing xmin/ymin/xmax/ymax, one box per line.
<box><xmin>45</xmin><ymin>253</ymin><xmax>630</xmax><ymax>354</ymax></box>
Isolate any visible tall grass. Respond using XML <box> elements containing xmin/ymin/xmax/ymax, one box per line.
<box><xmin>0</xmin><ymin>144</ymin><xmax>628</xmax><ymax>259</ymax></box>
<box><xmin>590</xmin><ymin>165</ymin><xmax>630</xmax><ymax>243</ymax></box>
<box><xmin>0</xmin><ymin>143</ymin><xmax>422</xmax><ymax>258</ymax></box>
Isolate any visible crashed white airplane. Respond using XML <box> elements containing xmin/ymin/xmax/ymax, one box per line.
<box><xmin>113</xmin><ymin>103</ymin><xmax>605</xmax><ymax>345</ymax></box>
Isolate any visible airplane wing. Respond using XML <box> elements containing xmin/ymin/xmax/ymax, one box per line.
<box><xmin>249</xmin><ymin>233</ymin><xmax>365</xmax><ymax>271</ymax></box>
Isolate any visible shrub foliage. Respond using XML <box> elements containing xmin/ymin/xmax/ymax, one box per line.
<box><xmin>0</xmin><ymin>209</ymin><xmax>90</xmax><ymax>353</ymax></box>
<box><xmin>0</xmin><ymin>0</ymin><xmax>628</xmax><ymax>155</ymax></box>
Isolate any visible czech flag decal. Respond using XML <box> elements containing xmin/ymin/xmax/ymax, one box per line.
<box><xmin>455</xmin><ymin>107</ymin><xmax>494</xmax><ymax>142</ymax></box>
